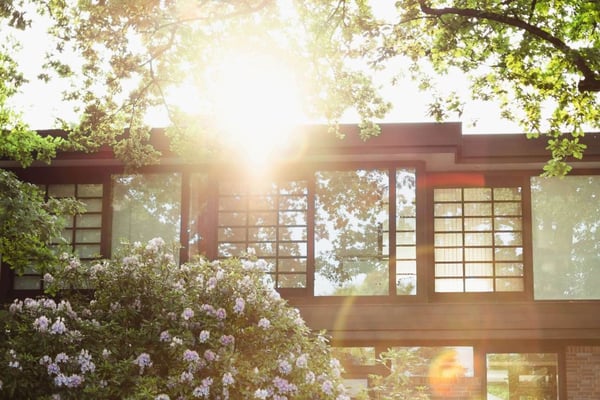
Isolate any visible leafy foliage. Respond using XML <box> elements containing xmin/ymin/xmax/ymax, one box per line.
<box><xmin>0</xmin><ymin>170</ymin><xmax>83</xmax><ymax>274</ymax></box>
<box><xmin>349</xmin><ymin>0</ymin><xmax>600</xmax><ymax>175</ymax></box>
<box><xmin>0</xmin><ymin>239</ymin><xmax>349</xmax><ymax>399</ymax></box>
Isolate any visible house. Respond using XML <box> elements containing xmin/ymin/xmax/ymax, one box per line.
<box><xmin>2</xmin><ymin>122</ymin><xmax>600</xmax><ymax>399</ymax></box>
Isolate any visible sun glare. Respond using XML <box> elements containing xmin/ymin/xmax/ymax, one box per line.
<box><xmin>209</xmin><ymin>50</ymin><xmax>305</xmax><ymax>166</ymax></box>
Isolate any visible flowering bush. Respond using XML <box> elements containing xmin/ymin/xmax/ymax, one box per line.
<box><xmin>0</xmin><ymin>238</ymin><xmax>348</xmax><ymax>399</ymax></box>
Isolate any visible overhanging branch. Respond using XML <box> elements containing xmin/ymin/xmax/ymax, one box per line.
<box><xmin>418</xmin><ymin>0</ymin><xmax>600</xmax><ymax>92</ymax></box>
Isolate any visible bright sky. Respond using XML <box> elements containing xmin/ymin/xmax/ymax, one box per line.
<box><xmin>7</xmin><ymin>2</ymin><xmax>522</xmax><ymax>135</ymax></box>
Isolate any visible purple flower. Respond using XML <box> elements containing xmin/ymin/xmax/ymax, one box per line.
<box><xmin>181</xmin><ymin>307</ymin><xmax>194</xmax><ymax>320</ymax></box>
<box><xmin>215</xmin><ymin>308</ymin><xmax>227</xmax><ymax>320</ymax></box>
<box><xmin>233</xmin><ymin>297</ymin><xmax>245</xmax><ymax>314</ymax></box>
<box><xmin>204</xmin><ymin>349</ymin><xmax>216</xmax><ymax>362</ymax></box>
<box><xmin>199</xmin><ymin>330</ymin><xmax>210</xmax><ymax>343</ymax></box>
<box><xmin>220</xmin><ymin>335</ymin><xmax>235</xmax><ymax>346</ymax></box>
<box><xmin>183</xmin><ymin>349</ymin><xmax>200</xmax><ymax>363</ymax></box>
<box><xmin>258</xmin><ymin>318</ymin><xmax>270</xmax><ymax>329</ymax></box>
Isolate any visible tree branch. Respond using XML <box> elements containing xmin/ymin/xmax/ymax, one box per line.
<box><xmin>418</xmin><ymin>0</ymin><xmax>600</xmax><ymax>92</ymax></box>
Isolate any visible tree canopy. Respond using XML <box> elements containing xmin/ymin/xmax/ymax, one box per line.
<box><xmin>0</xmin><ymin>0</ymin><xmax>597</xmax><ymax>174</ymax></box>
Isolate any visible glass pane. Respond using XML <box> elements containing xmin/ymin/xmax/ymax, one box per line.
<box><xmin>435</xmin><ymin>263</ymin><xmax>463</xmax><ymax>277</ymax></box>
<box><xmin>277</xmin><ymin>274</ymin><xmax>306</xmax><ymax>288</ymax></box>
<box><xmin>465</xmin><ymin>263</ymin><xmax>493</xmax><ymax>276</ymax></box>
<box><xmin>496</xmin><ymin>278</ymin><xmax>524</xmax><ymax>292</ymax></box>
<box><xmin>494</xmin><ymin>187</ymin><xmax>521</xmax><ymax>201</ymax></box>
<box><xmin>396</xmin><ymin>245</ymin><xmax>416</xmax><ymax>259</ymax></box>
<box><xmin>494</xmin><ymin>202</ymin><xmax>521</xmax><ymax>216</ymax></box>
<box><xmin>248</xmin><ymin>211</ymin><xmax>277</xmax><ymax>225</ymax></box>
<box><xmin>495</xmin><ymin>247</ymin><xmax>523</xmax><ymax>261</ymax></box>
<box><xmin>13</xmin><ymin>275</ymin><xmax>42</xmax><ymax>290</ymax></box>
<box><xmin>436</xmin><ymin>278</ymin><xmax>463</xmax><ymax>292</ymax></box>
<box><xmin>279</xmin><ymin>195</ymin><xmax>307</xmax><ymax>209</ymax></box>
<box><xmin>435</xmin><ymin>232</ymin><xmax>463</xmax><ymax>246</ymax></box>
<box><xmin>464</xmin><ymin>232</ymin><xmax>492</xmax><ymax>246</ymax></box>
<box><xmin>48</xmin><ymin>184</ymin><xmax>75</xmax><ymax>197</ymax></box>
<box><xmin>278</xmin><ymin>226</ymin><xmax>307</xmax><ymax>241</ymax></box>
<box><xmin>218</xmin><ymin>227</ymin><xmax>246</xmax><ymax>242</ymax></box>
<box><xmin>75</xmin><ymin>229</ymin><xmax>101</xmax><ymax>243</ymax></box>
<box><xmin>464</xmin><ymin>202</ymin><xmax>492</xmax><ymax>216</ymax></box>
<box><xmin>390</xmin><ymin>347</ymin><xmax>474</xmax><ymax>377</ymax></box>
<box><xmin>496</xmin><ymin>263</ymin><xmax>523</xmax><ymax>277</ymax></box>
<box><xmin>494</xmin><ymin>217</ymin><xmax>521</xmax><ymax>231</ymax></box>
<box><xmin>434</xmin><ymin>188</ymin><xmax>461</xmax><ymax>202</ymax></box>
<box><xmin>435</xmin><ymin>218</ymin><xmax>462</xmax><ymax>232</ymax></box>
<box><xmin>248</xmin><ymin>242</ymin><xmax>275</xmax><ymax>257</ymax></box>
<box><xmin>80</xmin><ymin>198</ymin><xmax>103</xmax><ymax>212</ymax></box>
<box><xmin>278</xmin><ymin>242</ymin><xmax>307</xmax><ymax>257</ymax></box>
<box><xmin>314</xmin><ymin>169</ymin><xmax>391</xmax><ymax>296</ymax></box>
<box><xmin>464</xmin><ymin>247</ymin><xmax>493</xmax><ymax>262</ymax></box>
<box><xmin>435</xmin><ymin>203</ymin><xmax>462</xmax><ymax>217</ymax></box>
<box><xmin>248</xmin><ymin>227</ymin><xmax>276</xmax><ymax>241</ymax></box>
<box><xmin>332</xmin><ymin>347</ymin><xmax>377</xmax><ymax>367</ymax></box>
<box><xmin>435</xmin><ymin>248</ymin><xmax>463</xmax><ymax>262</ymax></box>
<box><xmin>218</xmin><ymin>212</ymin><xmax>246</xmax><ymax>226</ymax></box>
<box><xmin>111</xmin><ymin>173</ymin><xmax>181</xmax><ymax>253</ymax></box>
<box><xmin>487</xmin><ymin>353</ymin><xmax>558</xmax><ymax>400</ymax></box>
<box><xmin>464</xmin><ymin>187</ymin><xmax>491</xmax><ymax>201</ymax></box>
<box><xmin>74</xmin><ymin>244</ymin><xmax>101</xmax><ymax>259</ymax></box>
<box><xmin>219</xmin><ymin>195</ymin><xmax>246</xmax><ymax>211</ymax></box>
<box><xmin>396</xmin><ymin>231</ymin><xmax>415</xmax><ymax>245</ymax></box>
<box><xmin>77</xmin><ymin>183</ymin><xmax>103</xmax><ymax>197</ymax></box>
<box><xmin>218</xmin><ymin>243</ymin><xmax>244</xmax><ymax>257</ymax></box>
<box><xmin>397</xmin><ymin>274</ymin><xmax>416</xmax><ymax>295</ymax></box>
<box><xmin>278</xmin><ymin>258</ymin><xmax>307</xmax><ymax>273</ymax></box>
<box><xmin>76</xmin><ymin>214</ymin><xmax>102</xmax><ymax>228</ymax></box>
<box><xmin>465</xmin><ymin>278</ymin><xmax>493</xmax><ymax>292</ymax></box>
<box><xmin>495</xmin><ymin>232</ymin><xmax>522</xmax><ymax>246</ymax></box>
<box><xmin>464</xmin><ymin>217</ymin><xmax>493</xmax><ymax>231</ymax></box>
<box><xmin>532</xmin><ymin>176</ymin><xmax>600</xmax><ymax>300</ymax></box>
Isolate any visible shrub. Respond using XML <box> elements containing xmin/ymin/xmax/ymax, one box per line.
<box><xmin>0</xmin><ymin>238</ymin><xmax>349</xmax><ymax>399</ymax></box>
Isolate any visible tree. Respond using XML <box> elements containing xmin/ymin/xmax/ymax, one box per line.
<box><xmin>344</xmin><ymin>0</ymin><xmax>599</xmax><ymax>175</ymax></box>
<box><xmin>2</xmin><ymin>1</ymin><xmax>599</xmax><ymax>170</ymax></box>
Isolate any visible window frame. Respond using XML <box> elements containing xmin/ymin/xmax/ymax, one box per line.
<box><xmin>426</xmin><ymin>173</ymin><xmax>533</xmax><ymax>302</ymax></box>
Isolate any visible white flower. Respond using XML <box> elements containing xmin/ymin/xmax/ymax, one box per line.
<box><xmin>199</xmin><ymin>330</ymin><xmax>210</xmax><ymax>343</ymax></box>
<box><xmin>222</xmin><ymin>372</ymin><xmax>234</xmax><ymax>386</ymax></box>
<box><xmin>33</xmin><ymin>316</ymin><xmax>50</xmax><ymax>332</ymax></box>
<box><xmin>181</xmin><ymin>307</ymin><xmax>194</xmax><ymax>320</ymax></box>
<box><xmin>50</xmin><ymin>317</ymin><xmax>67</xmax><ymax>335</ymax></box>
<box><xmin>254</xmin><ymin>389</ymin><xmax>269</xmax><ymax>399</ymax></box>
<box><xmin>159</xmin><ymin>330</ymin><xmax>171</xmax><ymax>342</ymax></box>
<box><xmin>258</xmin><ymin>318</ymin><xmax>271</xmax><ymax>329</ymax></box>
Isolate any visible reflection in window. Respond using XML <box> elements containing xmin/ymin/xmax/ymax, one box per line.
<box><xmin>314</xmin><ymin>169</ymin><xmax>416</xmax><ymax>296</ymax></box>
<box><xmin>332</xmin><ymin>347</ymin><xmax>377</xmax><ymax>368</ymax></box>
<box><xmin>391</xmin><ymin>346</ymin><xmax>474</xmax><ymax>377</ymax></box>
<box><xmin>13</xmin><ymin>183</ymin><xmax>103</xmax><ymax>290</ymax></box>
<box><xmin>434</xmin><ymin>187</ymin><xmax>524</xmax><ymax>293</ymax></box>
<box><xmin>315</xmin><ymin>170</ymin><xmax>387</xmax><ymax>295</ymax></box>
<box><xmin>216</xmin><ymin>180</ymin><xmax>308</xmax><ymax>289</ymax></box>
<box><xmin>487</xmin><ymin>353</ymin><xmax>558</xmax><ymax>400</ymax></box>
<box><xmin>111</xmin><ymin>174</ymin><xmax>181</xmax><ymax>255</ymax></box>
<box><xmin>532</xmin><ymin>176</ymin><xmax>600</xmax><ymax>299</ymax></box>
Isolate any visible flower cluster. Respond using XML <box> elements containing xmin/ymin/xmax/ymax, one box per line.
<box><xmin>0</xmin><ymin>238</ymin><xmax>348</xmax><ymax>399</ymax></box>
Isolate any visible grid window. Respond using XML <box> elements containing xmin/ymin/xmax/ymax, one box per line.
<box><xmin>13</xmin><ymin>183</ymin><xmax>104</xmax><ymax>290</ymax></box>
<box><xmin>433</xmin><ymin>187</ymin><xmax>523</xmax><ymax>293</ymax></box>
<box><xmin>217</xmin><ymin>180</ymin><xmax>308</xmax><ymax>289</ymax></box>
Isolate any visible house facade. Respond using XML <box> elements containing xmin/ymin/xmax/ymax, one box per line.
<box><xmin>2</xmin><ymin>122</ymin><xmax>600</xmax><ymax>399</ymax></box>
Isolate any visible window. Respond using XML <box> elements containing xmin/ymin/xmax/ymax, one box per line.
<box><xmin>206</xmin><ymin>167</ymin><xmax>417</xmax><ymax>296</ymax></box>
<box><xmin>433</xmin><ymin>186</ymin><xmax>524</xmax><ymax>293</ymax></box>
<box><xmin>487</xmin><ymin>353</ymin><xmax>558</xmax><ymax>400</ymax></box>
<box><xmin>111</xmin><ymin>174</ymin><xmax>181</xmax><ymax>256</ymax></box>
<box><xmin>532</xmin><ymin>176</ymin><xmax>600</xmax><ymax>299</ymax></box>
<box><xmin>216</xmin><ymin>179</ymin><xmax>308</xmax><ymax>289</ymax></box>
<box><xmin>13</xmin><ymin>183</ymin><xmax>104</xmax><ymax>290</ymax></box>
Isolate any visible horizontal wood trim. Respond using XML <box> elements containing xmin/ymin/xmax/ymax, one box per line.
<box><xmin>295</xmin><ymin>302</ymin><xmax>600</xmax><ymax>341</ymax></box>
